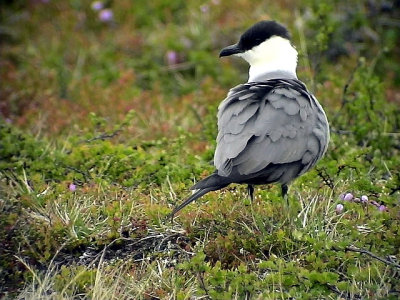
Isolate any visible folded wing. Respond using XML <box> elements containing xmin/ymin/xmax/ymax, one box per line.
<box><xmin>214</xmin><ymin>80</ymin><xmax>327</xmax><ymax>182</ymax></box>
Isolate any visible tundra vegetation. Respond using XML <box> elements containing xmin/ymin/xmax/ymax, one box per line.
<box><xmin>1</xmin><ymin>0</ymin><xmax>400</xmax><ymax>299</ymax></box>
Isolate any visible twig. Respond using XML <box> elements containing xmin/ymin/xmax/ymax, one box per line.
<box><xmin>336</xmin><ymin>164</ymin><xmax>359</xmax><ymax>176</ymax></box>
<box><xmin>197</xmin><ymin>272</ymin><xmax>210</xmax><ymax>298</ymax></box>
<box><xmin>84</xmin><ymin>129</ymin><xmax>122</xmax><ymax>143</ymax></box>
<box><xmin>315</xmin><ymin>167</ymin><xmax>334</xmax><ymax>189</ymax></box>
<box><xmin>345</xmin><ymin>246</ymin><xmax>400</xmax><ymax>269</ymax></box>
<box><xmin>327</xmin><ymin>284</ymin><xmax>361</xmax><ymax>300</ymax></box>
<box><xmin>341</xmin><ymin>61</ymin><xmax>361</xmax><ymax>105</ymax></box>
<box><xmin>63</xmin><ymin>165</ymin><xmax>91</xmax><ymax>181</ymax></box>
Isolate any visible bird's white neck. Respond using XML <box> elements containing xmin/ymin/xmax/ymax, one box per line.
<box><xmin>238</xmin><ymin>36</ymin><xmax>298</xmax><ymax>82</ymax></box>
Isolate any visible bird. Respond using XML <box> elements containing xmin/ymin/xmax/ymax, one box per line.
<box><xmin>170</xmin><ymin>20</ymin><xmax>329</xmax><ymax>217</ymax></box>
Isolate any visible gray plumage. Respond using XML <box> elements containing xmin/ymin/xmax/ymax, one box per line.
<box><xmin>169</xmin><ymin>21</ymin><xmax>330</xmax><ymax>217</ymax></box>
<box><xmin>214</xmin><ymin>79</ymin><xmax>329</xmax><ymax>180</ymax></box>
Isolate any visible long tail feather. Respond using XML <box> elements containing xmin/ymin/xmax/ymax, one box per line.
<box><xmin>190</xmin><ymin>172</ymin><xmax>231</xmax><ymax>190</ymax></box>
<box><xmin>169</xmin><ymin>187</ymin><xmax>214</xmax><ymax>219</ymax></box>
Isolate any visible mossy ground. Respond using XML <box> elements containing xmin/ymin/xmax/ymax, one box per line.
<box><xmin>1</xmin><ymin>0</ymin><xmax>400</xmax><ymax>299</ymax></box>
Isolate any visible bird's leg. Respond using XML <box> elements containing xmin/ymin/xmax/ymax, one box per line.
<box><xmin>281</xmin><ymin>184</ymin><xmax>294</xmax><ymax>226</ymax></box>
<box><xmin>247</xmin><ymin>184</ymin><xmax>254</xmax><ymax>201</ymax></box>
<box><xmin>281</xmin><ymin>184</ymin><xmax>289</xmax><ymax>206</ymax></box>
<box><xmin>281</xmin><ymin>183</ymin><xmax>296</xmax><ymax>224</ymax></box>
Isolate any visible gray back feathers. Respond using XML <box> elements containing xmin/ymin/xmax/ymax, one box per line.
<box><xmin>214</xmin><ymin>79</ymin><xmax>329</xmax><ymax>184</ymax></box>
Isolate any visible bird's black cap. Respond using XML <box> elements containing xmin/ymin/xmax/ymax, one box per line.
<box><xmin>220</xmin><ymin>20</ymin><xmax>290</xmax><ymax>57</ymax></box>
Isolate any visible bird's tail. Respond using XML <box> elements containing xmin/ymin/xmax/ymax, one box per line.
<box><xmin>169</xmin><ymin>187</ymin><xmax>215</xmax><ymax>218</ymax></box>
<box><xmin>169</xmin><ymin>172</ymin><xmax>231</xmax><ymax>218</ymax></box>
<box><xmin>190</xmin><ymin>171</ymin><xmax>231</xmax><ymax>190</ymax></box>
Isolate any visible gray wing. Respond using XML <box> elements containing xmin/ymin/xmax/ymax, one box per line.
<box><xmin>214</xmin><ymin>82</ymin><xmax>328</xmax><ymax>179</ymax></box>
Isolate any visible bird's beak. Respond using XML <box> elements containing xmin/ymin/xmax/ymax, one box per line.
<box><xmin>219</xmin><ymin>43</ymin><xmax>243</xmax><ymax>57</ymax></box>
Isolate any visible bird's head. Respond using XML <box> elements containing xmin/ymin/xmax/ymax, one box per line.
<box><xmin>220</xmin><ymin>20</ymin><xmax>298</xmax><ymax>81</ymax></box>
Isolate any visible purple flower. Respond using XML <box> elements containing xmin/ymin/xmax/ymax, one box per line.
<box><xmin>343</xmin><ymin>193</ymin><xmax>353</xmax><ymax>201</ymax></box>
<box><xmin>99</xmin><ymin>9</ymin><xmax>113</xmax><ymax>22</ymax></box>
<box><xmin>91</xmin><ymin>1</ymin><xmax>104</xmax><ymax>11</ymax></box>
<box><xmin>336</xmin><ymin>204</ymin><xmax>344</xmax><ymax>213</ymax></box>
<box><xmin>69</xmin><ymin>183</ymin><xmax>76</xmax><ymax>192</ymax></box>
<box><xmin>339</xmin><ymin>193</ymin><xmax>345</xmax><ymax>200</ymax></box>
<box><xmin>166</xmin><ymin>50</ymin><xmax>179</xmax><ymax>65</ymax></box>
<box><xmin>361</xmin><ymin>195</ymin><xmax>368</xmax><ymax>203</ymax></box>
<box><xmin>200</xmin><ymin>4</ymin><xmax>209</xmax><ymax>13</ymax></box>
<box><xmin>378</xmin><ymin>205</ymin><xmax>387</xmax><ymax>212</ymax></box>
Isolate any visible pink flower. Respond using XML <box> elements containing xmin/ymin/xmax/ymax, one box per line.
<box><xmin>69</xmin><ymin>183</ymin><xmax>76</xmax><ymax>192</ymax></box>
<box><xmin>166</xmin><ymin>50</ymin><xmax>179</xmax><ymax>65</ymax></box>
<box><xmin>343</xmin><ymin>193</ymin><xmax>353</xmax><ymax>201</ymax></box>
<box><xmin>99</xmin><ymin>9</ymin><xmax>113</xmax><ymax>22</ymax></box>
<box><xmin>91</xmin><ymin>1</ymin><xmax>104</xmax><ymax>11</ymax></box>
<box><xmin>335</xmin><ymin>204</ymin><xmax>344</xmax><ymax>213</ymax></box>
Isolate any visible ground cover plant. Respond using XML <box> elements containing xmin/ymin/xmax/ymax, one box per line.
<box><xmin>1</xmin><ymin>0</ymin><xmax>400</xmax><ymax>299</ymax></box>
